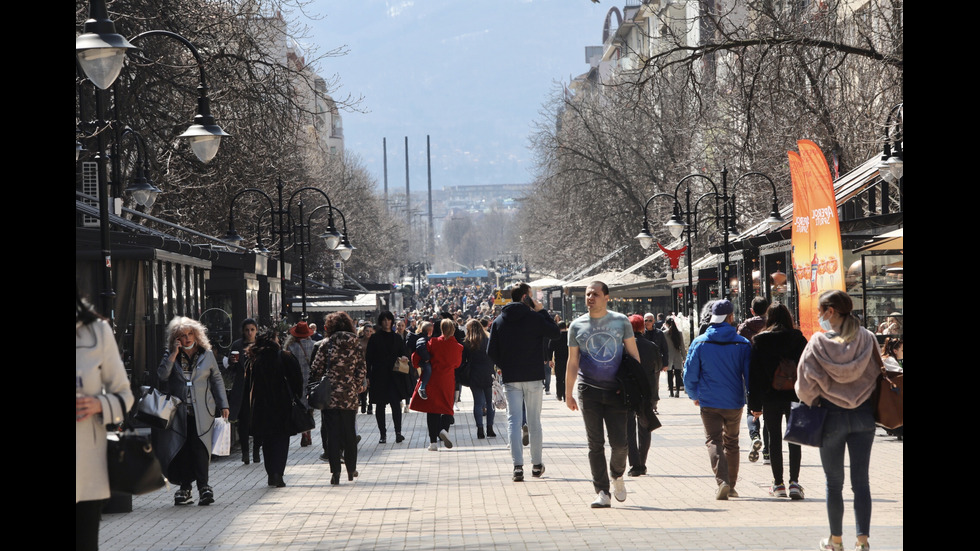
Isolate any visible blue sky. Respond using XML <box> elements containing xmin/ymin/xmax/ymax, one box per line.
<box><xmin>306</xmin><ymin>0</ymin><xmax>606</xmax><ymax>190</ymax></box>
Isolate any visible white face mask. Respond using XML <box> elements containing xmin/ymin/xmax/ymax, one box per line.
<box><xmin>818</xmin><ymin>313</ymin><xmax>833</xmax><ymax>332</ymax></box>
<box><xmin>181</xmin><ymin>343</ymin><xmax>197</xmax><ymax>351</ymax></box>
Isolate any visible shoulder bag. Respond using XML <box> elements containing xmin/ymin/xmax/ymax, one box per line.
<box><xmin>134</xmin><ymin>386</ymin><xmax>181</xmax><ymax>430</ymax></box>
<box><xmin>308</xmin><ymin>342</ymin><xmax>332</xmax><ymax>410</ymax></box>
<box><xmin>784</xmin><ymin>399</ymin><xmax>827</xmax><ymax>448</ymax></box>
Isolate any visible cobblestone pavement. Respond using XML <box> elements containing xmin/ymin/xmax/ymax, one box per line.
<box><xmin>100</xmin><ymin>384</ymin><xmax>903</xmax><ymax>551</ymax></box>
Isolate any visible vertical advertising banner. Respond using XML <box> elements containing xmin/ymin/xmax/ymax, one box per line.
<box><xmin>787</xmin><ymin>151</ymin><xmax>815</xmax><ymax>337</ymax></box>
<box><xmin>790</xmin><ymin>140</ymin><xmax>846</xmax><ymax>338</ymax></box>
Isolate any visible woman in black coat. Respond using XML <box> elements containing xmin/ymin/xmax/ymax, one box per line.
<box><xmin>462</xmin><ymin>319</ymin><xmax>496</xmax><ymax>438</ymax></box>
<box><xmin>365</xmin><ymin>311</ymin><xmax>411</xmax><ymax>444</ymax></box>
<box><xmin>246</xmin><ymin>329</ymin><xmax>304</xmax><ymax>488</ymax></box>
<box><xmin>747</xmin><ymin>303</ymin><xmax>809</xmax><ymax>500</ymax></box>
<box><xmin>225</xmin><ymin>318</ymin><xmax>259</xmax><ymax>464</ymax></box>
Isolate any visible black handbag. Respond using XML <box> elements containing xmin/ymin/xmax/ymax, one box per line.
<box><xmin>307</xmin><ymin>342</ymin><xmax>332</xmax><ymax>410</ymax></box>
<box><xmin>282</xmin><ymin>358</ymin><xmax>315</xmax><ymax>434</ymax></box>
<box><xmin>106</xmin><ymin>427</ymin><xmax>167</xmax><ymax>495</ymax></box>
<box><xmin>784</xmin><ymin>399</ymin><xmax>827</xmax><ymax>447</ymax></box>
<box><xmin>289</xmin><ymin>397</ymin><xmax>316</xmax><ymax>434</ymax></box>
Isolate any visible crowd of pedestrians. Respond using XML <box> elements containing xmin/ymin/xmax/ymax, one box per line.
<box><xmin>78</xmin><ymin>282</ymin><xmax>897</xmax><ymax>551</ymax></box>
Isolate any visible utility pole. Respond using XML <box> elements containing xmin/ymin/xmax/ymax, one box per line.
<box><xmin>427</xmin><ymin>134</ymin><xmax>434</xmax><ymax>262</ymax></box>
<box><xmin>382</xmin><ymin>137</ymin><xmax>388</xmax><ymax>208</ymax></box>
<box><xmin>405</xmin><ymin>136</ymin><xmax>410</xmax><ymax>254</ymax></box>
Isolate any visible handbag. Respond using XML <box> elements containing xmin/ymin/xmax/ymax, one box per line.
<box><xmin>307</xmin><ymin>342</ymin><xmax>332</xmax><ymax>410</ymax></box>
<box><xmin>134</xmin><ymin>387</ymin><xmax>181</xmax><ymax>430</ymax></box>
<box><xmin>784</xmin><ymin>399</ymin><xmax>827</xmax><ymax>447</ymax></box>
<box><xmin>211</xmin><ymin>418</ymin><xmax>231</xmax><ymax>456</ymax></box>
<box><xmin>106</xmin><ymin>427</ymin><xmax>167</xmax><ymax>495</ymax></box>
<box><xmin>873</xmin><ymin>368</ymin><xmax>903</xmax><ymax>429</ymax></box>
<box><xmin>282</xmin><ymin>357</ymin><xmax>315</xmax><ymax>434</ymax></box>
<box><xmin>307</xmin><ymin>376</ymin><xmax>331</xmax><ymax>410</ymax></box>
<box><xmin>393</xmin><ymin>356</ymin><xmax>410</xmax><ymax>374</ymax></box>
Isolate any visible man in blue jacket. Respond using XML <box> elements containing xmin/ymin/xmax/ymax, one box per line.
<box><xmin>487</xmin><ymin>282</ymin><xmax>560</xmax><ymax>483</ymax></box>
<box><xmin>683</xmin><ymin>299</ymin><xmax>751</xmax><ymax>500</ymax></box>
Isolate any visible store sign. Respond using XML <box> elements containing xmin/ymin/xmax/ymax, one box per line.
<box><xmin>789</xmin><ymin>140</ymin><xmax>846</xmax><ymax>338</ymax></box>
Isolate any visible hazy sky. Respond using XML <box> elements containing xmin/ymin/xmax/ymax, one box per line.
<box><xmin>306</xmin><ymin>0</ymin><xmax>608</xmax><ymax>190</ymax></box>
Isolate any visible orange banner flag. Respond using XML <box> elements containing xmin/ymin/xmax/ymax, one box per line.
<box><xmin>793</xmin><ymin>140</ymin><xmax>846</xmax><ymax>338</ymax></box>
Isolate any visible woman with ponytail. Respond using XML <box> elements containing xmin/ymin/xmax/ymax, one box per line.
<box><xmin>797</xmin><ymin>290</ymin><xmax>882</xmax><ymax>551</ymax></box>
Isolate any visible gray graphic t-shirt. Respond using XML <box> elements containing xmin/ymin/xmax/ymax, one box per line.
<box><xmin>567</xmin><ymin>311</ymin><xmax>633</xmax><ymax>390</ymax></box>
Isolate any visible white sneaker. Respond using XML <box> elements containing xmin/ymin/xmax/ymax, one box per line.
<box><xmin>590</xmin><ymin>491</ymin><xmax>611</xmax><ymax>508</ymax></box>
<box><xmin>427</xmin><ymin>443</ymin><xmax>438</xmax><ymax>451</ymax></box>
<box><xmin>438</xmin><ymin>429</ymin><xmax>453</xmax><ymax>449</ymax></box>
<box><xmin>612</xmin><ymin>477</ymin><xmax>627</xmax><ymax>502</ymax></box>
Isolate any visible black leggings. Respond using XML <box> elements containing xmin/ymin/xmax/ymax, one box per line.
<box><xmin>426</xmin><ymin>413</ymin><xmax>453</xmax><ymax>442</ymax></box>
<box><xmin>667</xmin><ymin>369</ymin><xmax>683</xmax><ymax>392</ymax></box>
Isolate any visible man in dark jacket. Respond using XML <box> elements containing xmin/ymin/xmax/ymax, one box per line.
<box><xmin>487</xmin><ymin>282</ymin><xmax>560</xmax><ymax>482</ymax></box>
<box><xmin>626</xmin><ymin>315</ymin><xmax>663</xmax><ymax>477</ymax></box>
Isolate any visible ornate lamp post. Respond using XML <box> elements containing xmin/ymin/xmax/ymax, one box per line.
<box><xmin>76</xmin><ymin>0</ymin><xmax>229</xmax><ymax>323</ymax></box>
<box><xmin>223</xmin><ymin>179</ymin><xmax>351</xmax><ymax>319</ymax></box>
<box><xmin>636</xmin><ymin>169</ymin><xmax>784</xmax><ymax>341</ymax></box>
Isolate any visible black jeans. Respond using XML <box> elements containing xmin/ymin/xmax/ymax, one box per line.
<box><xmin>763</xmin><ymin>400</ymin><xmax>801</xmax><ymax>484</ymax></box>
<box><xmin>578</xmin><ymin>384</ymin><xmax>628</xmax><ymax>494</ymax></box>
<box><xmin>326</xmin><ymin>409</ymin><xmax>357</xmax><ymax>476</ymax></box>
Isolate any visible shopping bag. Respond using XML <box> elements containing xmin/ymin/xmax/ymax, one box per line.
<box><xmin>211</xmin><ymin>417</ymin><xmax>231</xmax><ymax>456</ymax></box>
<box><xmin>491</xmin><ymin>376</ymin><xmax>507</xmax><ymax>410</ymax></box>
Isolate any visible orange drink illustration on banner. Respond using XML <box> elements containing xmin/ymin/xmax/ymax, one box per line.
<box><xmin>789</xmin><ymin>140</ymin><xmax>845</xmax><ymax>338</ymax></box>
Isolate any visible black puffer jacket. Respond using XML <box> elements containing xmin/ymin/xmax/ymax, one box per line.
<box><xmin>747</xmin><ymin>328</ymin><xmax>808</xmax><ymax>412</ymax></box>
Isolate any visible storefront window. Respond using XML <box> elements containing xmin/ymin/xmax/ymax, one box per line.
<box><xmin>861</xmin><ymin>253</ymin><xmax>903</xmax><ymax>336</ymax></box>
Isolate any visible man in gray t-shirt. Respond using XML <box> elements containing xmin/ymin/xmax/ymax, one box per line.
<box><xmin>565</xmin><ymin>281</ymin><xmax>640</xmax><ymax>508</ymax></box>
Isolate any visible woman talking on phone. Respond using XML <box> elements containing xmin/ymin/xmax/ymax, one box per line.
<box><xmin>154</xmin><ymin>316</ymin><xmax>229</xmax><ymax>506</ymax></box>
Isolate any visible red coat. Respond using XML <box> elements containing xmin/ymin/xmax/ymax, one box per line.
<box><xmin>409</xmin><ymin>335</ymin><xmax>462</xmax><ymax>415</ymax></box>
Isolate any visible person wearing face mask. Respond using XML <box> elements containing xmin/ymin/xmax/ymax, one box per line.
<box><xmin>154</xmin><ymin>316</ymin><xmax>230</xmax><ymax>507</ymax></box>
<box><xmin>797</xmin><ymin>290</ymin><xmax>882</xmax><ymax>551</ymax></box>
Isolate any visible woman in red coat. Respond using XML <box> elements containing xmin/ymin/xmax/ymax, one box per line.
<box><xmin>409</xmin><ymin>319</ymin><xmax>462</xmax><ymax>451</ymax></box>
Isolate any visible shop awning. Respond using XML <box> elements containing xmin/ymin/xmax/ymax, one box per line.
<box><xmin>853</xmin><ymin>228</ymin><xmax>903</xmax><ymax>252</ymax></box>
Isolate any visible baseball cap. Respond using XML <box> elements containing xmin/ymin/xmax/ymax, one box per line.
<box><xmin>709</xmin><ymin>300</ymin><xmax>734</xmax><ymax>324</ymax></box>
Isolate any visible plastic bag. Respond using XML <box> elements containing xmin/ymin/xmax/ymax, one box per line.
<box><xmin>491</xmin><ymin>375</ymin><xmax>507</xmax><ymax>410</ymax></box>
<box><xmin>211</xmin><ymin>417</ymin><xmax>231</xmax><ymax>456</ymax></box>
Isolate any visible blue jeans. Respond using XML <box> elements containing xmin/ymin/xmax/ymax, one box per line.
<box><xmin>471</xmin><ymin>386</ymin><xmax>495</xmax><ymax>430</ymax></box>
<box><xmin>504</xmin><ymin>381</ymin><xmax>543</xmax><ymax>467</ymax></box>
<box><xmin>819</xmin><ymin>400</ymin><xmax>875</xmax><ymax>538</ymax></box>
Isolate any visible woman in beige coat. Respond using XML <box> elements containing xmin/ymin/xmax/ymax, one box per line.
<box><xmin>76</xmin><ymin>293</ymin><xmax>134</xmax><ymax>551</ymax></box>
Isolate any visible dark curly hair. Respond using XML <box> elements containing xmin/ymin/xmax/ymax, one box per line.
<box><xmin>324</xmin><ymin>311</ymin><xmax>356</xmax><ymax>335</ymax></box>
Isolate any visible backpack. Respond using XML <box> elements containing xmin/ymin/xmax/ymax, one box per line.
<box><xmin>771</xmin><ymin>357</ymin><xmax>797</xmax><ymax>391</ymax></box>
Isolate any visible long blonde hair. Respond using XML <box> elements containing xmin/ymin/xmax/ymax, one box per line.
<box><xmin>165</xmin><ymin>316</ymin><xmax>211</xmax><ymax>351</ymax></box>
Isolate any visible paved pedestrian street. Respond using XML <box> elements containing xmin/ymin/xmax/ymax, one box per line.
<box><xmin>100</xmin><ymin>386</ymin><xmax>903</xmax><ymax>551</ymax></box>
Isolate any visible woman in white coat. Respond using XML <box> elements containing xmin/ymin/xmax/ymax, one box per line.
<box><xmin>76</xmin><ymin>293</ymin><xmax>134</xmax><ymax>551</ymax></box>
<box><xmin>154</xmin><ymin>316</ymin><xmax>229</xmax><ymax>506</ymax></box>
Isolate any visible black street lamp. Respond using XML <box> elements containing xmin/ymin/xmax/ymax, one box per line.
<box><xmin>76</xmin><ymin>0</ymin><xmax>229</xmax><ymax>324</ymax></box>
<box><xmin>878</xmin><ymin>103</ymin><xmax>903</xmax><ymax>184</ymax></box>
<box><xmin>223</xmin><ymin>178</ymin><xmax>352</xmax><ymax>320</ymax></box>
<box><xmin>636</xmin><ymin>168</ymin><xmax>784</xmax><ymax>341</ymax></box>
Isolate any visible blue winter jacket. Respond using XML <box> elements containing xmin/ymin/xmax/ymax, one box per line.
<box><xmin>683</xmin><ymin>322</ymin><xmax>751</xmax><ymax>409</ymax></box>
